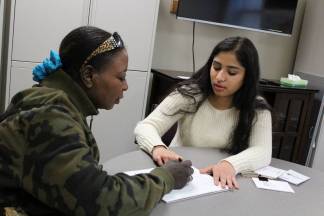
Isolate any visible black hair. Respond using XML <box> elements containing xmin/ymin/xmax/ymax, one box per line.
<box><xmin>59</xmin><ymin>26</ymin><xmax>125</xmax><ymax>82</ymax></box>
<box><xmin>175</xmin><ymin>36</ymin><xmax>270</xmax><ymax>154</ymax></box>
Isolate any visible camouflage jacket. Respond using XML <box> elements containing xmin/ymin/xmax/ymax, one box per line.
<box><xmin>0</xmin><ymin>70</ymin><xmax>174</xmax><ymax>216</ymax></box>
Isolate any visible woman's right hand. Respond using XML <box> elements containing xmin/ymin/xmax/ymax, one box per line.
<box><xmin>152</xmin><ymin>146</ymin><xmax>183</xmax><ymax>166</ymax></box>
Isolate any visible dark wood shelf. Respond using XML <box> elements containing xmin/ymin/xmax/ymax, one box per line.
<box><xmin>147</xmin><ymin>69</ymin><xmax>319</xmax><ymax>165</ymax></box>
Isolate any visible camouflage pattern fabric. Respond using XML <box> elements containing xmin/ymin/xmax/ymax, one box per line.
<box><xmin>0</xmin><ymin>70</ymin><xmax>175</xmax><ymax>216</ymax></box>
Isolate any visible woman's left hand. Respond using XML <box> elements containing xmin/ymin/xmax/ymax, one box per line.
<box><xmin>199</xmin><ymin>161</ymin><xmax>239</xmax><ymax>189</ymax></box>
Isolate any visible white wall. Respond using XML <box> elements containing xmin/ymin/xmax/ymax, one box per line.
<box><xmin>294</xmin><ymin>0</ymin><xmax>324</xmax><ymax>78</ymax></box>
<box><xmin>313</xmin><ymin>119</ymin><xmax>324</xmax><ymax>172</ymax></box>
<box><xmin>309</xmin><ymin>97</ymin><xmax>324</xmax><ymax>172</ymax></box>
<box><xmin>312</xmin><ymin>99</ymin><xmax>324</xmax><ymax>172</ymax></box>
<box><xmin>294</xmin><ymin>0</ymin><xmax>324</xmax><ymax>172</ymax></box>
<box><xmin>152</xmin><ymin>0</ymin><xmax>306</xmax><ymax>80</ymax></box>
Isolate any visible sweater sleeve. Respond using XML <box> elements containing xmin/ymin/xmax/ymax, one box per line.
<box><xmin>134</xmin><ymin>92</ymin><xmax>194</xmax><ymax>153</ymax></box>
<box><xmin>21</xmin><ymin>104</ymin><xmax>174</xmax><ymax>216</ymax></box>
<box><xmin>223</xmin><ymin>109</ymin><xmax>272</xmax><ymax>173</ymax></box>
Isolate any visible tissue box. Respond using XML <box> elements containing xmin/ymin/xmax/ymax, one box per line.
<box><xmin>280</xmin><ymin>78</ymin><xmax>308</xmax><ymax>88</ymax></box>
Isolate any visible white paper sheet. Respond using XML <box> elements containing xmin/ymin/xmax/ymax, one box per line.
<box><xmin>162</xmin><ymin>168</ymin><xmax>228</xmax><ymax>203</ymax></box>
<box><xmin>252</xmin><ymin>178</ymin><xmax>295</xmax><ymax>193</ymax></box>
<box><xmin>124</xmin><ymin>168</ymin><xmax>153</xmax><ymax>176</ymax></box>
<box><xmin>255</xmin><ymin>166</ymin><xmax>286</xmax><ymax>179</ymax></box>
<box><xmin>279</xmin><ymin>169</ymin><xmax>310</xmax><ymax>185</ymax></box>
<box><xmin>124</xmin><ymin>167</ymin><xmax>228</xmax><ymax>203</ymax></box>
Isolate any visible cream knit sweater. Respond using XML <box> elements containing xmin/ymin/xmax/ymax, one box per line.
<box><xmin>135</xmin><ymin>92</ymin><xmax>272</xmax><ymax>173</ymax></box>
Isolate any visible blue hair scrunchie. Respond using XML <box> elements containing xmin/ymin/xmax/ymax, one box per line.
<box><xmin>32</xmin><ymin>50</ymin><xmax>62</xmax><ymax>82</ymax></box>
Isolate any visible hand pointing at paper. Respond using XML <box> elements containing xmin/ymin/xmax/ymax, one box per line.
<box><xmin>200</xmin><ymin>161</ymin><xmax>239</xmax><ymax>190</ymax></box>
<box><xmin>152</xmin><ymin>146</ymin><xmax>183</xmax><ymax>166</ymax></box>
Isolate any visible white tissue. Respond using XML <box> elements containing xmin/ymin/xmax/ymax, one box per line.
<box><xmin>288</xmin><ymin>74</ymin><xmax>301</xmax><ymax>81</ymax></box>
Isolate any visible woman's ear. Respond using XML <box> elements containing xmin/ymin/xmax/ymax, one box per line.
<box><xmin>80</xmin><ymin>65</ymin><xmax>95</xmax><ymax>88</ymax></box>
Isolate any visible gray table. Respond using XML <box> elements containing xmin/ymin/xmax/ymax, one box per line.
<box><xmin>103</xmin><ymin>147</ymin><xmax>324</xmax><ymax>216</ymax></box>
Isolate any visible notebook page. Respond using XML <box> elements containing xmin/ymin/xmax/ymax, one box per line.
<box><xmin>162</xmin><ymin>167</ymin><xmax>228</xmax><ymax>203</ymax></box>
<box><xmin>124</xmin><ymin>167</ymin><xmax>228</xmax><ymax>203</ymax></box>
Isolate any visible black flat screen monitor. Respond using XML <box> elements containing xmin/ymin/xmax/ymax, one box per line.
<box><xmin>177</xmin><ymin>0</ymin><xmax>298</xmax><ymax>36</ymax></box>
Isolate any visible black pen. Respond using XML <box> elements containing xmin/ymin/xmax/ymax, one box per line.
<box><xmin>258</xmin><ymin>176</ymin><xmax>269</xmax><ymax>181</ymax></box>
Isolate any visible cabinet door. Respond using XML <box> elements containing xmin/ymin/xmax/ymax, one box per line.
<box><xmin>8</xmin><ymin>61</ymin><xmax>37</xmax><ymax>101</ymax></box>
<box><xmin>91</xmin><ymin>71</ymin><xmax>147</xmax><ymax>162</ymax></box>
<box><xmin>12</xmin><ymin>0</ymin><xmax>90</xmax><ymax>62</ymax></box>
<box><xmin>271</xmin><ymin>92</ymin><xmax>311</xmax><ymax>163</ymax></box>
<box><xmin>90</xmin><ymin>0</ymin><xmax>159</xmax><ymax>72</ymax></box>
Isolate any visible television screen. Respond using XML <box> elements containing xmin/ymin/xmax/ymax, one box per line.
<box><xmin>177</xmin><ymin>0</ymin><xmax>298</xmax><ymax>36</ymax></box>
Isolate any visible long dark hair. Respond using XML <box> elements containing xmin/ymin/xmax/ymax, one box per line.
<box><xmin>59</xmin><ymin>26</ymin><xmax>125</xmax><ymax>82</ymax></box>
<box><xmin>176</xmin><ymin>36</ymin><xmax>269</xmax><ymax>154</ymax></box>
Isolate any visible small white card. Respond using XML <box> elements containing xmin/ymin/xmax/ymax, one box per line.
<box><xmin>255</xmin><ymin>166</ymin><xmax>286</xmax><ymax>179</ymax></box>
<box><xmin>279</xmin><ymin>170</ymin><xmax>310</xmax><ymax>185</ymax></box>
<box><xmin>252</xmin><ymin>178</ymin><xmax>295</xmax><ymax>193</ymax></box>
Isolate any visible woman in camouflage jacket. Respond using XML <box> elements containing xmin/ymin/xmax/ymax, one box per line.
<box><xmin>0</xmin><ymin>26</ymin><xmax>193</xmax><ymax>216</ymax></box>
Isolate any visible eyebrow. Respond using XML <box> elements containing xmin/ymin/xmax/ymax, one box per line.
<box><xmin>227</xmin><ymin>65</ymin><xmax>241</xmax><ymax>70</ymax></box>
<box><xmin>212</xmin><ymin>60</ymin><xmax>242</xmax><ymax>70</ymax></box>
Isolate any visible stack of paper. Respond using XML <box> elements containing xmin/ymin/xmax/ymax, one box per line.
<box><xmin>162</xmin><ymin>168</ymin><xmax>228</xmax><ymax>203</ymax></box>
<box><xmin>252</xmin><ymin>166</ymin><xmax>310</xmax><ymax>193</ymax></box>
<box><xmin>124</xmin><ymin>167</ymin><xmax>228</xmax><ymax>203</ymax></box>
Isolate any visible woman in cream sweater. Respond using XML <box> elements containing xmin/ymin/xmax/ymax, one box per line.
<box><xmin>135</xmin><ymin>36</ymin><xmax>272</xmax><ymax>189</ymax></box>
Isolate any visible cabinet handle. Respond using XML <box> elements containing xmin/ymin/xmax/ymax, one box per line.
<box><xmin>308</xmin><ymin>126</ymin><xmax>314</xmax><ymax>139</ymax></box>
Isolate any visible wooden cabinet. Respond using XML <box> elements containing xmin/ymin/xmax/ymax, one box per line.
<box><xmin>148</xmin><ymin>69</ymin><xmax>319</xmax><ymax>165</ymax></box>
<box><xmin>259</xmin><ymin>85</ymin><xmax>318</xmax><ymax>165</ymax></box>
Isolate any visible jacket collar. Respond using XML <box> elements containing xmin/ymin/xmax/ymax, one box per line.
<box><xmin>41</xmin><ymin>70</ymin><xmax>98</xmax><ymax>117</ymax></box>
